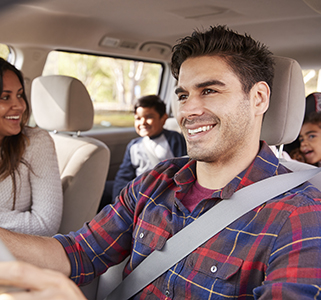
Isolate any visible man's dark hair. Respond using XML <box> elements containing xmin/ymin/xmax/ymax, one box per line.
<box><xmin>171</xmin><ymin>25</ymin><xmax>275</xmax><ymax>94</ymax></box>
<box><xmin>134</xmin><ymin>95</ymin><xmax>166</xmax><ymax>117</ymax></box>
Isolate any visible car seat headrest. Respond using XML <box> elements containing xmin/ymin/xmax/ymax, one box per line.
<box><xmin>305</xmin><ymin>92</ymin><xmax>321</xmax><ymax>117</ymax></box>
<box><xmin>31</xmin><ymin>75</ymin><xmax>94</xmax><ymax>132</ymax></box>
<box><xmin>260</xmin><ymin>56</ymin><xmax>305</xmax><ymax>146</ymax></box>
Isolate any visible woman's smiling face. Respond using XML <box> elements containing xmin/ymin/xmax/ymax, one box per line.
<box><xmin>0</xmin><ymin>70</ymin><xmax>26</xmax><ymax>145</ymax></box>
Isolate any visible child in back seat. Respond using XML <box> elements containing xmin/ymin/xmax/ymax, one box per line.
<box><xmin>299</xmin><ymin>112</ymin><xmax>321</xmax><ymax>166</ymax></box>
<box><xmin>98</xmin><ymin>95</ymin><xmax>187</xmax><ymax>211</ymax></box>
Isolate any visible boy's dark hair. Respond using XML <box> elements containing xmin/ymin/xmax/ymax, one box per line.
<box><xmin>171</xmin><ymin>25</ymin><xmax>275</xmax><ymax>94</ymax></box>
<box><xmin>134</xmin><ymin>95</ymin><xmax>166</xmax><ymax>117</ymax></box>
<box><xmin>303</xmin><ymin>111</ymin><xmax>321</xmax><ymax>127</ymax></box>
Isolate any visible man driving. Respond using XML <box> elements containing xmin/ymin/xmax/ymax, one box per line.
<box><xmin>0</xmin><ymin>25</ymin><xmax>321</xmax><ymax>299</ymax></box>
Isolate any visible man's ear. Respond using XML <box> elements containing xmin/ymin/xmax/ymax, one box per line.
<box><xmin>251</xmin><ymin>81</ymin><xmax>270</xmax><ymax>116</ymax></box>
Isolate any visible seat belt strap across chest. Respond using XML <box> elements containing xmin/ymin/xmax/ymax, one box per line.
<box><xmin>106</xmin><ymin>167</ymin><xmax>321</xmax><ymax>300</ymax></box>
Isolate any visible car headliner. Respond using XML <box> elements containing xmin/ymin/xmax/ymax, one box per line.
<box><xmin>0</xmin><ymin>0</ymin><xmax>320</xmax><ymax>68</ymax></box>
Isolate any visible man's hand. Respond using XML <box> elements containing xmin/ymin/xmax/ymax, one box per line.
<box><xmin>0</xmin><ymin>261</ymin><xmax>86</xmax><ymax>299</ymax></box>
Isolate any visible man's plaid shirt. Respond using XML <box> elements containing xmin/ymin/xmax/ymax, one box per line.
<box><xmin>55</xmin><ymin>142</ymin><xmax>321</xmax><ymax>299</ymax></box>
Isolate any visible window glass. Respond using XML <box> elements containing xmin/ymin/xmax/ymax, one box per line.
<box><xmin>42</xmin><ymin>51</ymin><xmax>164</xmax><ymax>129</ymax></box>
<box><xmin>0</xmin><ymin>44</ymin><xmax>11</xmax><ymax>60</ymax></box>
<box><xmin>303</xmin><ymin>69</ymin><xmax>321</xmax><ymax>96</ymax></box>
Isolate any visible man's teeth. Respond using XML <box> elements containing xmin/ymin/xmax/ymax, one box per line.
<box><xmin>5</xmin><ymin>116</ymin><xmax>19</xmax><ymax>120</ymax></box>
<box><xmin>188</xmin><ymin>125</ymin><xmax>213</xmax><ymax>135</ymax></box>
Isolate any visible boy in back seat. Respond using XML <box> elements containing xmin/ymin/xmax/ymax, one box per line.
<box><xmin>98</xmin><ymin>94</ymin><xmax>187</xmax><ymax>210</ymax></box>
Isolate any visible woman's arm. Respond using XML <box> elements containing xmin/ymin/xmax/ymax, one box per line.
<box><xmin>0</xmin><ymin>128</ymin><xmax>63</xmax><ymax>236</ymax></box>
<box><xmin>0</xmin><ymin>228</ymin><xmax>71</xmax><ymax>276</ymax></box>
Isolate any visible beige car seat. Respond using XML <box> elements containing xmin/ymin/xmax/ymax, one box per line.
<box><xmin>260</xmin><ymin>56</ymin><xmax>321</xmax><ymax>187</ymax></box>
<box><xmin>31</xmin><ymin>75</ymin><xmax>111</xmax><ymax>234</ymax></box>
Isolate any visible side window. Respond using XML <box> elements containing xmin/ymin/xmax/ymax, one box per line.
<box><xmin>303</xmin><ymin>69</ymin><xmax>321</xmax><ymax>96</ymax></box>
<box><xmin>0</xmin><ymin>44</ymin><xmax>11</xmax><ymax>61</ymax></box>
<box><xmin>42</xmin><ymin>51</ymin><xmax>164</xmax><ymax>129</ymax></box>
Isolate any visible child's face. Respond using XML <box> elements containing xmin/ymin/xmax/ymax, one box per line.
<box><xmin>299</xmin><ymin>123</ymin><xmax>321</xmax><ymax>164</ymax></box>
<box><xmin>134</xmin><ymin>106</ymin><xmax>167</xmax><ymax>137</ymax></box>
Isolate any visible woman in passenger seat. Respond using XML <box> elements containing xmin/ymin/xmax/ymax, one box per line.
<box><xmin>0</xmin><ymin>58</ymin><xmax>63</xmax><ymax>236</ymax></box>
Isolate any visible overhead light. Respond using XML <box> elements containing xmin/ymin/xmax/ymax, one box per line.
<box><xmin>140</xmin><ymin>42</ymin><xmax>171</xmax><ymax>56</ymax></box>
<box><xmin>171</xmin><ymin>6</ymin><xmax>227</xmax><ymax>19</ymax></box>
<box><xmin>99</xmin><ymin>36</ymin><xmax>120</xmax><ymax>48</ymax></box>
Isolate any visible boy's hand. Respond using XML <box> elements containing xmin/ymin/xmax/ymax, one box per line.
<box><xmin>0</xmin><ymin>261</ymin><xmax>86</xmax><ymax>300</ymax></box>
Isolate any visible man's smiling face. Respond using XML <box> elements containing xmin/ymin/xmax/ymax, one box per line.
<box><xmin>175</xmin><ymin>55</ymin><xmax>255</xmax><ymax>164</ymax></box>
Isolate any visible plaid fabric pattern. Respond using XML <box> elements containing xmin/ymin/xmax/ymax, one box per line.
<box><xmin>55</xmin><ymin>142</ymin><xmax>321</xmax><ymax>299</ymax></box>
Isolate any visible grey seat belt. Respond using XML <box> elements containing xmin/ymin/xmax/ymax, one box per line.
<box><xmin>106</xmin><ymin>167</ymin><xmax>321</xmax><ymax>300</ymax></box>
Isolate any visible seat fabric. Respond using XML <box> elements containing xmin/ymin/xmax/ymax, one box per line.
<box><xmin>31</xmin><ymin>75</ymin><xmax>110</xmax><ymax>234</ymax></box>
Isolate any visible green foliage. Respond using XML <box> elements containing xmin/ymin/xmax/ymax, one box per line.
<box><xmin>303</xmin><ymin>69</ymin><xmax>321</xmax><ymax>96</ymax></box>
<box><xmin>0</xmin><ymin>44</ymin><xmax>10</xmax><ymax>60</ymax></box>
<box><xmin>94</xmin><ymin>111</ymin><xmax>134</xmax><ymax>129</ymax></box>
<box><xmin>43</xmin><ymin>51</ymin><xmax>163</xmax><ymax>128</ymax></box>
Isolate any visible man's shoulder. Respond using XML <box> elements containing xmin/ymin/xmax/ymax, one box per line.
<box><xmin>266</xmin><ymin>180</ymin><xmax>321</xmax><ymax>211</ymax></box>
<box><xmin>160</xmin><ymin>155</ymin><xmax>190</xmax><ymax>166</ymax></box>
<box><xmin>139</xmin><ymin>156</ymin><xmax>190</xmax><ymax>182</ymax></box>
<box><xmin>274</xmin><ymin>162</ymin><xmax>321</xmax><ymax>207</ymax></box>
<box><xmin>124</xmin><ymin>156</ymin><xmax>190</xmax><ymax>203</ymax></box>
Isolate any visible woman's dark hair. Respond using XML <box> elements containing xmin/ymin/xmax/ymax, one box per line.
<box><xmin>134</xmin><ymin>95</ymin><xmax>166</xmax><ymax>117</ymax></box>
<box><xmin>171</xmin><ymin>25</ymin><xmax>275</xmax><ymax>95</ymax></box>
<box><xmin>0</xmin><ymin>58</ymin><xmax>30</xmax><ymax>209</ymax></box>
